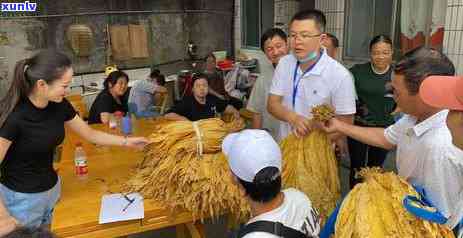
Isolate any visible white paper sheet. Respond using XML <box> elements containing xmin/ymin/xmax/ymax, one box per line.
<box><xmin>99</xmin><ymin>193</ymin><xmax>144</xmax><ymax>224</ymax></box>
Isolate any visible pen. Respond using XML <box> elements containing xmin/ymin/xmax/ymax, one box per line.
<box><xmin>121</xmin><ymin>194</ymin><xmax>135</xmax><ymax>212</ymax></box>
<box><xmin>122</xmin><ymin>199</ymin><xmax>135</xmax><ymax>212</ymax></box>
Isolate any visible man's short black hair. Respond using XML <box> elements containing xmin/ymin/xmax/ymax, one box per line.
<box><xmin>237</xmin><ymin>167</ymin><xmax>281</xmax><ymax>203</ymax></box>
<box><xmin>5</xmin><ymin>227</ymin><xmax>56</xmax><ymax>238</ymax></box>
<box><xmin>192</xmin><ymin>72</ymin><xmax>209</xmax><ymax>86</ymax></box>
<box><xmin>290</xmin><ymin>9</ymin><xmax>326</xmax><ymax>32</ymax></box>
<box><xmin>260</xmin><ymin>28</ymin><xmax>288</xmax><ymax>52</ymax></box>
<box><xmin>394</xmin><ymin>47</ymin><xmax>455</xmax><ymax>95</ymax></box>
<box><xmin>325</xmin><ymin>33</ymin><xmax>339</xmax><ymax>48</ymax></box>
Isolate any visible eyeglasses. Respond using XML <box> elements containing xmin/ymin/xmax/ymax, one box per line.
<box><xmin>289</xmin><ymin>32</ymin><xmax>321</xmax><ymax>41</ymax></box>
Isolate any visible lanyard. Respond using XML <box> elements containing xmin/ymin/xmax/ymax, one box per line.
<box><xmin>292</xmin><ymin>52</ymin><xmax>322</xmax><ymax>108</ymax></box>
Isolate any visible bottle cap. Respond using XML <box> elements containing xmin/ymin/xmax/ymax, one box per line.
<box><xmin>114</xmin><ymin>111</ymin><xmax>124</xmax><ymax>117</ymax></box>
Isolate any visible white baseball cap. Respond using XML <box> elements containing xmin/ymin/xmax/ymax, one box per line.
<box><xmin>222</xmin><ymin>129</ymin><xmax>282</xmax><ymax>183</ymax></box>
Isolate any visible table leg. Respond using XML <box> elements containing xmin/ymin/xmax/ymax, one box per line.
<box><xmin>176</xmin><ymin>224</ymin><xmax>187</xmax><ymax>238</ymax></box>
<box><xmin>186</xmin><ymin>222</ymin><xmax>205</xmax><ymax>238</ymax></box>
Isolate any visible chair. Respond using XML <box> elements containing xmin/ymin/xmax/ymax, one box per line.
<box><xmin>153</xmin><ymin>92</ymin><xmax>168</xmax><ymax>115</ymax></box>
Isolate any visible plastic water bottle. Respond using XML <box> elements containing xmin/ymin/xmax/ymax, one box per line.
<box><xmin>74</xmin><ymin>143</ymin><xmax>88</xmax><ymax>179</ymax></box>
<box><xmin>113</xmin><ymin>111</ymin><xmax>124</xmax><ymax>131</ymax></box>
<box><xmin>122</xmin><ymin>115</ymin><xmax>132</xmax><ymax>135</ymax></box>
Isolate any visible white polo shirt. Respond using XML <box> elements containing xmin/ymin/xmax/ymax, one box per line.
<box><xmin>243</xmin><ymin>188</ymin><xmax>320</xmax><ymax>238</ymax></box>
<box><xmin>384</xmin><ymin>110</ymin><xmax>463</xmax><ymax>229</ymax></box>
<box><xmin>269</xmin><ymin>51</ymin><xmax>356</xmax><ymax>140</ymax></box>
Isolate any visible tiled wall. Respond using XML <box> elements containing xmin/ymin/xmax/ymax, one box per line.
<box><xmin>274</xmin><ymin>0</ymin><xmax>300</xmax><ymax>33</ymax></box>
<box><xmin>235</xmin><ymin>0</ymin><xmax>463</xmax><ymax>73</ymax></box>
<box><xmin>315</xmin><ymin>0</ymin><xmax>346</xmax><ymax>61</ymax></box>
<box><xmin>443</xmin><ymin>0</ymin><xmax>463</xmax><ymax>75</ymax></box>
<box><xmin>233</xmin><ymin>0</ymin><xmax>242</xmax><ymax>52</ymax></box>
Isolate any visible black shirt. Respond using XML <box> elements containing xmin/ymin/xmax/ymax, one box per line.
<box><xmin>167</xmin><ymin>95</ymin><xmax>228</xmax><ymax>121</ymax></box>
<box><xmin>88</xmin><ymin>89</ymin><xmax>128</xmax><ymax>124</ymax></box>
<box><xmin>0</xmin><ymin>98</ymin><xmax>76</xmax><ymax>193</ymax></box>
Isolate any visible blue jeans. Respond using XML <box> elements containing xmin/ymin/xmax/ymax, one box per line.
<box><xmin>0</xmin><ymin>178</ymin><xmax>61</xmax><ymax>228</ymax></box>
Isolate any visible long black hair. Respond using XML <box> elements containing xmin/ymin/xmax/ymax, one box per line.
<box><xmin>0</xmin><ymin>50</ymin><xmax>71</xmax><ymax>127</ymax></box>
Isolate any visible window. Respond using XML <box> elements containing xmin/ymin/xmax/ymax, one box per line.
<box><xmin>241</xmin><ymin>0</ymin><xmax>274</xmax><ymax>49</ymax></box>
<box><xmin>343</xmin><ymin>0</ymin><xmax>400</xmax><ymax>61</ymax></box>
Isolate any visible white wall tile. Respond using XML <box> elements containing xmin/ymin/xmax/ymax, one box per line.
<box><xmin>456</xmin><ymin>6</ymin><xmax>463</xmax><ymax>30</ymax></box>
<box><xmin>448</xmin><ymin>31</ymin><xmax>456</xmax><ymax>53</ymax></box>
<box><xmin>339</xmin><ymin>0</ymin><xmax>345</xmax><ymax>12</ymax></box>
<box><xmin>339</xmin><ymin>12</ymin><xmax>345</xmax><ymax>27</ymax></box>
<box><xmin>445</xmin><ymin>6</ymin><xmax>452</xmax><ymax>29</ymax></box>
<box><xmin>443</xmin><ymin>30</ymin><xmax>450</xmax><ymax>54</ymax></box>
<box><xmin>455</xmin><ymin>31</ymin><xmax>463</xmax><ymax>53</ymax></box>
<box><xmin>452</xmin><ymin>6</ymin><xmax>459</xmax><ymax>30</ymax></box>
<box><xmin>338</xmin><ymin>28</ymin><xmax>344</xmax><ymax>46</ymax></box>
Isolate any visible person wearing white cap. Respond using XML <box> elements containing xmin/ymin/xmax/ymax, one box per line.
<box><xmin>222</xmin><ymin>129</ymin><xmax>320</xmax><ymax>238</ymax></box>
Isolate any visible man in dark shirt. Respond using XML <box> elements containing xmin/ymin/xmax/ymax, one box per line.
<box><xmin>165</xmin><ymin>73</ymin><xmax>240</xmax><ymax>121</ymax></box>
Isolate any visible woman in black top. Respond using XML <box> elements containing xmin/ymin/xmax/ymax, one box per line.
<box><xmin>165</xmin><ymin>73</ymin><xmax>240</xmax><ymax>121</ymax></box>
<box><xmin>0</xmin><ymin>50</ymin><xmax>148</xmax><ymax>230</ymax></box>
<box><xmin>88</xmin><ymin>71</ymin><xmax>129</xmax><ymax>124</ymax></box>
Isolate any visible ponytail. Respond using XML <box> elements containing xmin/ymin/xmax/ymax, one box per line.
<box><xmin>0</xmin><ymin>59</ymin><xmax>32</xmax><ymax>127</ymax></box>
<box><xmin>0</xmin><ymin>50</ymin><xmax>71</xmax><ymax>127</ymax></box>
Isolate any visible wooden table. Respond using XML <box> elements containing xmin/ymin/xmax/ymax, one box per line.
<box><xmin>51</xmin><ymin>119</ymin><xmax>205</xmax><ymax>238</ymax></box>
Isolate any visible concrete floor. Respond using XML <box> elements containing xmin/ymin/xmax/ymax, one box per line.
<box><xmin>126</xmin><ymin>150</ymin><xmax>397</xmax><ymax>238</ymax></box>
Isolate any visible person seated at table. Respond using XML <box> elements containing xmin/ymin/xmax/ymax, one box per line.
<box><xmin>205</xmin><ymin>53</ymin><xmax>244</xmax><ymax>109</ymax></box>
<box><xmin>88</xmin><ymin>70</ymin><xmax>129</xmax><ymax>124</ymax></box>
<box><xmin>128</xmin><ymin>69</ymin><xmax>167</xmax><ymax>118</ymax></box>
<box><xmin>0</xmin><ymin>50</ymin><xmax>147</xmax><ymax>230</ymax></box>
<box><xmin>222</xmin><ymin>129</ymin><xmax>320</xmax><ymax>237</ymax></box>
<box><xmin>164</xmin><ymin>73</ymin><xmax>240</xmax><ymax>121</ymax></box>
<box><xmin>4</xmin><ymin>227</ymin><xmax>55</xmax><ymax>238</ymax></box>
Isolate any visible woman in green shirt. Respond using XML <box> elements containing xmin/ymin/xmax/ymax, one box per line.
<box><xmin>348</xmin><ymin>35</ymin><xmax>396</xmax><ymax>188</ymax></box>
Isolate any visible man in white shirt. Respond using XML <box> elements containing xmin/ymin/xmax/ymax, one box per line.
<box><xmin>222</xmin><ymin>129</ymin><xmax>320</xmax><ymax>238</ymax></box>
<box><xmin>321</xmin><ymin>47</ymin><xmax>462</xmax><ymax>232</ymax></box>
<box><xmin>420</xmin><ymin>75</ymin><xmax>463</xmax><ymax>237</ymax></box>
<box><xmin>267</xmin><ymin>9</ymin><xmax>356</xmax><ymax>141</ymax></box>
<box><xmin>247</xmin><ymin>28</ymin><xmax>289</xmax><ymax>140</ymax></box>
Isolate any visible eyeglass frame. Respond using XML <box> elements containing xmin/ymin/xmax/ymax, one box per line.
<box><xmin>289</xmin><ymin>32</ymin><xmax>323</xmax><ymax>41</ymax></box>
